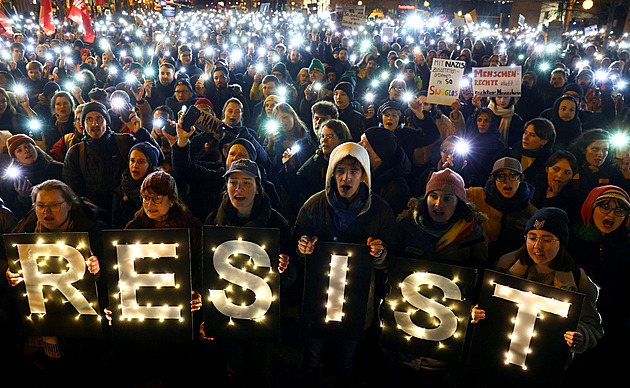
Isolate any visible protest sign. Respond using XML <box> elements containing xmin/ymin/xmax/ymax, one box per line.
<box><xmin>380</xmin><ymin>257</ymin><xmax>477</xmax><ymax>363</ymax></box>
<box><xmin>102</xmin><ymin>229</ymin><xmax>193</xmax><ymax>341</ymax></box>
<box><xmin>472</xmin><ymin>66</ymin><xmax>522</xmax><ymax>97</ymax></box>
<box><xmin>467</xmin><ymin>270</ymin><xmax>584</xmax><ymax>387</ymax></box>
<box><xmin>301</xmin><ymin>242</ymin><xmax>373</xmax><ymax>340</ymax></box>
<box><xmin>202</xmin><ymin>226</ymin><xmax>281</xmax><ymax>341</ymax></box>
<box><xmin>427</xmin><ymin>59</ymin><xmax>466</xmax><ymax>105</ymax></box>
<box><xmin>4</xmin><ymin>232</ymin><xmax>102</xmax><ymax>338</ymax></box>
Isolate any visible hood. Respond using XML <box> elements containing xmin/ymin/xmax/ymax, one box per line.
<box><xmin>325</xmin><ymin>142</ymin><xmax>372</xmax><ymax>211</ymax></box>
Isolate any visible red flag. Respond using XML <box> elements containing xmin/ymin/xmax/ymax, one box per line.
<box><xmin>0</xmin><ymin>10</ymin><xmax>13</xmax><ymax>39</ymax></box>
<box><xmin>39</xmin><ymin>0</ymin><xmax>56</xmax><ymax>36</ymax></box>
<box><xmin>67</xmin><ymin>0</ymin><xmax>95</xmax><ymax>43</ymax></box>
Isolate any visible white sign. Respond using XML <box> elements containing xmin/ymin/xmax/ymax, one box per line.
<box><xmin>472</xmin><ymin>66</ymin><xmax>522</xmax><ymax>97</ymax></box>
<box><xmin>427</xmin><ymin>59</ymin><xmax>466</xmax><ymax>105</ymax></box>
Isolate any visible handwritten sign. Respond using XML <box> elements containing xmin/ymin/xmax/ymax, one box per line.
<box><xmin>472</xmin><ymin>66</ymin><xmax>522</xmax><ymax>97</ymax></box>
<box><xmin>427</xmin><ymin>59</ymin><xmax>466</xmax><ymax>105</ymax></box>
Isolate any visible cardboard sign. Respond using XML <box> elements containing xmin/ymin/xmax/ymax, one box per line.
<box><xmin>380</xmin><ymin>258</ymin><xmax>477</xmax><ymax>363</ymax></box>
<box><xmin>102</xmin><ymin>229</ymin><xmax>193</xmax><ymax>341</ymax></box>
<box><xmin>300</xmin><ymin>242</ymin><xmax>373</xmax><ymax>340</ymax></box>
<box><xmin>340</xmin><ymin>13</ymin><xmax>366</xmax><ymax>28</ymax></box>
<box><xmin>472</xmin><ymin>66</ymin><xmax>522</xmax><ymax>97</ymax></box>
<box><xmin>202</xmin><ymin>226</ymin><xmax>281</xmax><ymax>341</ymax></box>
<box><xmin>427</xmin><ymin>59</ymin><xmax>466</xmax><ymax>106</ymax></box>
<box><xmin>4</xmin><ymin>232</ymin><xmax>103</xmax><ymax>338</ymax></box>
<box><xmin>467</xmin><ymin>270</ymin><xmax>584</xmax><ymax>387</ymax></box>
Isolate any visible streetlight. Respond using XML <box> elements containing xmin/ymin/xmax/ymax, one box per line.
<box><xmin>583</xmin><ymin>0</ymin><xmax>594</xmax><ymax>9</ymax></box>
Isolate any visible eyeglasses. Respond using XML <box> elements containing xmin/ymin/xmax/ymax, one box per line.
<box><xmin>597</xmin><ymin>203</ymin><xmax>629</xmax><ymax>217</ymax></box>
<box><xmin>320</xmin><ymin>133</ymin><xmax>337</xmax><ymax>140</ymax></box>
<box><xmin>494</xmin><ymin>172</ymin><xmax>520</xmax><ymax>182</ymax></box>
<box><xmin>35</xmin><ymin>201</ymin><xmax>66</xmax><ymax>212</ymax></box>
<box><xmin>141</xmin><ymin>195</ymin><xmax>165</xmax><ymax>204</ymax></box>
<box><xmin>524</xmin><ymin>235</ymin><xmax>559</xmax><ymax>245</ymax></box>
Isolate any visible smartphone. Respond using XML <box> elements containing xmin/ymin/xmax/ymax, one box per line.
<box><xmin>182</xmin><ymin>105</ymin><xmax>202</xmax><ymax>133</ymax></box>
<box><xmin>114</xmin><ymin>102</ymin><xmax>134</xmax><ymax>123</ymax></box>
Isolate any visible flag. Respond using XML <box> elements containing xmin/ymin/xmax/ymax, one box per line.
<box><xmin>39</xmin><ymin>0</ymin><xmax>56</xmax><ymax>36</ymax></box>
<box><xmin>0</xmin><ymin>10</ymin><xmax>13</xmax><ymax>39</ymax></box>
<box><xmin>67</xmin><ymin>0</ymin><xmax>95</xmax><ymax>43</ymax></box>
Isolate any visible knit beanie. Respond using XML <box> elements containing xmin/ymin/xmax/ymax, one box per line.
<box><xmin>308</xmin><ymin>58</ymin><xmax>325</xmax><ymax>74</ymax></box>
<box><xmin>7</xmin><ymin>134</ymin><xmax>36</xmax><ymax>158</ymax></box>
<box><xmin>333</xmin><ymin>81</ymin><xmax>354</xmax><ymax>100</ymax></box>
<box><xmin>175</xmin><ymin>78</ymin><xmax>193</xmax><ymax>93</ymax></box>
<box><xmin>80</xmin><ymin>101</ymin><xmax>111</xmax><ymax>126</ymax></box>
<box><xmin>562</xmin><ymin>83</ymin><xmax>584</xmax><ymax>99</ymax></box>
<box><xmin>141</xmin><ymin>171</ymin><xmax>178</xmax><ymax>199</ymax></box>
<box><xmin>42</xmin><ymin>81</ymin><xmax>61</xmax><ymax>98</ymax></box>
<box><xmin>363</xmin><ymin>126</ymin><xmax>398</xmax><ymax>163</ymax></box>
<box><xmin>129</xmin><ymin>141</ymin><xmax>162</xmax><ymax>167</ymax></box>
<box><xmin>424</xmin><ymin>168</ymin><xmax>466</xmax><ymax>203</ymax></box>
<box><xmin>228</xmin><ymin>137</ymin><xmax>257</xmax><ymax>162</ymax></box>
<box><xmin>524</xmin><ymin>207</ymin><xmax>570</xmax><ymax>246</ymax></box>
<box><xmin>581</xmin><ymin>185</ymin><xmax>630</xmax><ymax>224</ymax></box>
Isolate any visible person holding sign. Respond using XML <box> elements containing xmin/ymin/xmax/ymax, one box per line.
<box><xmin>293</xmin><ymin>142</ymin><xmax>396</xmax><ymax>388</ymax></box>
<box><xmin>472</xmin><ymin>207</ymin><xmax>603</xmax><ymax>357</ymax></box>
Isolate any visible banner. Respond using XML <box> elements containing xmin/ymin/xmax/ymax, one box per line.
<box><xmin>380</xmin><ymin>258</ymin><xmax>477</xmax><ymax>363</ymax></box>
<box><xmin>0</xmin><ymin>10</ymin><xmax>13</xmax><ymax>39</ymax></box>
<box><xmin>340</xmin><ymin>13</ymin><xmax>366</xmax><ymax>28</ymax></box>
<box><xmin>202</xmin><ymin>226</ymin><xmax>281</xmax><ymax>341</ymax></box>
<box><xmin>39</xmin><ymin>0</ymin><xmax>56</xmax><ymax>36</ymax></box>
<box><xmin>300</xmin><ymin>242</ymin><xmax>373</xmax><ymax>340</ymax></box>
<box><xmin>467</xmin><ymin>270</ymin><xmax>584</xmax><ymax>387</ymax></box>
<box><xmin>67</xmin><ymin>0</ymin><xmax>95</xmax><ymax>43</ymax></box>
<box><xmin>471</xmin><ymin>66</ymin><xmax>522</xmax><ymax>97</ymax></box>
<box><xmin>102</xmin><ymin>229</ymin><xmax>194</xmax><ymax>341</ymax></box>
<box><xmin>4</xmin><ymin>233</ymin><xmax>102</xmax><ymax>338</ymax></box>
<box><xmin>427</xmin><ymin>59</ymin><xmax>466</xmax><ymax>106</ymax></box>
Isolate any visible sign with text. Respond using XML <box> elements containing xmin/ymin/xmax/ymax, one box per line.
<box><xmin>202</xmin><ymin>226</ymin><xmax>281</xmax><ymax>341</ymax></box>
<box><xmin>300</xmin><ymin>242</ymin><xmax>373</xmax><ymax>340</ymax></box>
<box><xmin>340</xmin><ymin>13</ymin><xmax>366</xmax><ymax>28</ymax></box>
<box><xmin>102</xmin><ymin>229</ymin><xmax>193</xmax><ymax>341</ymax></box>
<box><xmin>472</xmin><ymin>66</ymin><xmax>522</xmax><ymax>97</ymax></box>
<box><xmin>4</xmin><ymin>232</ymin><xmax>102</xmax><ymax>338</ymax></box>
<box><xmin>467</xmin><ymin>270</ymin><xmax>584</xmax><ymax>387</ymax></box>
<box><xmin>380</xmin><ymin>257</ymin><xmax>477</xmax><ymax>363</ymax></box>
<box><xmin>427</xmin><ymin>59</ymin><xmax>466</xmax><ymax>106</ymax></box>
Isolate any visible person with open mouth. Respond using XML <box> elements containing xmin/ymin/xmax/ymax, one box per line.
<box><xmin>465</xmin><ymin>157</ymin><xmax>537</xmax><ymax>265</ymax></box>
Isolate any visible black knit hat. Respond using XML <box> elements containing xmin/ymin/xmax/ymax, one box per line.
<box><xmin>228</xmin><ymin>138</ymin><xmax>257</xmax><ymax>162</ymax></box>
<box><xmin>524</xmin><ymin>207</ymin><xmax>570</xmax><ymax>246</ymax></box>
<box><xmin>80</xmin><ymin>101</ymin><xmax>111</xmax><ymax>126</ymax></box>
<box><xmin>333</xmin><ymin>81</ymin><xmax>354</xmax><ymax>100</ymax></box>
<box><xmin>363</xmin><ymin>126</ymin><xmax>398</xmax><ymax>162</ymax></box>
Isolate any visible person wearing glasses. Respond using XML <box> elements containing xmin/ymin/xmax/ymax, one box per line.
<box><xmin>472</xmin><ymin>207</ymin><xmax>603</xmax><ymax>374</ymax></box>
<box><xmin>62</xmin><ymin>101</ymin><xmax>162</xmax><ymax>222</ymax></box>
<box><xmin>566</xmin><ymin>185</ymin><xmax>630</xmax><ymax>381</ymax></box>
<box><xmin>465</xmin><ymin>157</ymin><xmax>537</xmax><ymax>265</ymax></box>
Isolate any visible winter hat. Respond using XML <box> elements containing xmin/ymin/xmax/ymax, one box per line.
<box><xmin>404</xmin><ymin>61</ymin><xmax>417</xmax><ymax>72</ymax></box>
<box><xmin>80</xmin><ymin>101</ymin><xmax>111</xmax><ymax>126</ymax></box>
<box><xmin>581</xmin><ymin>185</ymin><xmax>630</xmax><ymax>224</ymax></box>
<box><xmin>562</xmin><ymin>83</ymin><xmax>584</xmax><ymax>99</ymax></box>
<box><xmin>228</xmin><ymin>138</ymin><xmax>257</xmax><ymax>162</ymax></box>
<box><xmin>363</xmin><ymin>127</ymin><xmax>398</xmax><ymax>162</ymax></box>
<box><xmin>325</xmin><ymin>66</ymin><xmax>338</xmax><ymax>76</ymax></box>
<box><xmin>194</xmin><ymin>97</ymin><xmax>214</xmax><ymax>112</ymax></box>
<box><xmin>129</xmin><ymin>141</ymin><xmax>162</xmax><ymax>167</ymax></box>
<box><xmin>425</xmin><ymin>168</ymin><xmax>466</xmax><ymax>203</ymax></box>
<box><xmin>308</xmin><ymin>58</ymin><xmax>325</xmax><ymax>74</ymax></box>
<box><xmin>333</xmin><ymin>81</ymin><xmax>354</xmax><ymax>100</ymax></box>
<box><xmin>223</xmin><ymin>158</ymin><xmax>261</xmax><ymax>181</ymax></box>
<box><xmin>175</xmin><ymin>78</ymin><xmax>193</xmax><ymax>92</ymax></box>
<box><xmin>128</xmin><ymin>62</ymin><xmax>143</xmax><ymax>73</ymax></box>
<box><xmin>491</xmin><ymin>157</ymin><xmax>522</xmax><ymax>176</ymax></box>
<box><xmin>141</xmin><ymin>171</ymin><xmax>178</xmax><ymax>199</ymax></box>
<box><xmin>524</xmin><ymin>207</ymin><xmax>570</xmax><ymax>246</ymax></box>
<box><xmin>326</xmin><ymin>142</ymin><xmax>371</xmax><ymax>191</ymax></box>
<box><xmin>42</xmin><ymin>81</ymin><xmax>61</xmax><ymax>98</ymax></box>
<box><xmin>7</xmin><ymin>134</ymin><xmax>35</xmax><ymax>158</ymax></box>
<box><xmin>80</xmin><ymin>48</ymin><xmax>90</xmax><ymax>57</ymax></box>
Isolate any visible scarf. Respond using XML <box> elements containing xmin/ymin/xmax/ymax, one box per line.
<box><xmin>483</xmin><ymin>178</ymin><xmax>534</xmax><ymax>214</ymax></box>
<box><xmin>488</xmin><ymin>100</ymin><xmax>514</xmax><ymax>144</ymax></box>
<box><xmin>119</xmin><ymin>169</ymin><xmax>143</xmax><ymax>203</ymax></box>
<box><xmin>327</xmin><ymin>182</ymin><xmax>369</xmax><ymax>231</ymax></box>
<box><xmin>213</xmin><ymin>194</ymin><xmax>272</xmax><ymax>227</ymax></box>
<box><xmin>415</xmin><ymin>211</ymin><xmax>474</xmax><ymax>252</ymax></box>
<box><xmin>35</xmin><ymin>214</ymin><xmax>73</xmax><ymax>233</ymax></box>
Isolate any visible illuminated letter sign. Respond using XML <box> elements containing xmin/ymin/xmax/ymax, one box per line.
<box><xmin>301</xmin><ymin>242</ymin><xmax>373</xmax><ymax>340</ymax></box>
<box><xmin>203</xmin><ymin>226</ymin><xmax>281</xmax><ymax>341</ymax></box>
<box><xmin>102</xmin><ymin>229</ymin><xmax>193</xmax><ymax>341</ymax></box>
<box><xmin>4</xmin><ymin>233</ymin><xmax>102</xmax><ymax>338</ymax></box>
<box><xmin>380</xmin><ymin>257</ymin><xmax>476</xmax><ymax>362</ymax></box>
<box><xmin>468</xmin><ymin>270</ymin><xmax>584</xmax><ymax>386</ymax></box>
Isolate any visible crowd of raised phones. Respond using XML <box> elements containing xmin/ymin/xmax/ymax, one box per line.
<box><xmin>0</xmin><ymin>9</ymin><xmax>628</xmax><ymax>388</ymax></box>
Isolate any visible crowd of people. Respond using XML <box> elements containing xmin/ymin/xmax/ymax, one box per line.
<box><xmin>0</xmin><ymin>7</ymin><xmax>628</xmax><ymax>388</ymax></box>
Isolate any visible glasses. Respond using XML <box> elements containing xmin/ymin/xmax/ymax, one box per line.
<box><xmin>85</xmin><ymin>116</ymin><xmax>104</xmax><ymax>124</ymax></box>
<box><xmin>141</xmin><ymin>195</ymin><xmax>165</xmax><ymax>204</ymax></box>
<box><xmin>597</xmin><ymin>203</ymin><xmax>629</xmax><ymax>217</ymax></box>
<box><xmin>35</xmin><ymin>201</ymin><xmax>66</xmax><ymax>212</ymax></box>
<box><xmin>320</xmin><ymin>133</ymin><xmax>337</xmax><ymax>140</ymax></box>
<box><xmin>494</xmin><ymin>172</ymin><xmax>520</xmax><ymax>182</ymax></box>
<box><xmin>524</xmin><ymin>235</ymin><xmax>559</xmax><ymax>245</ymax></box>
